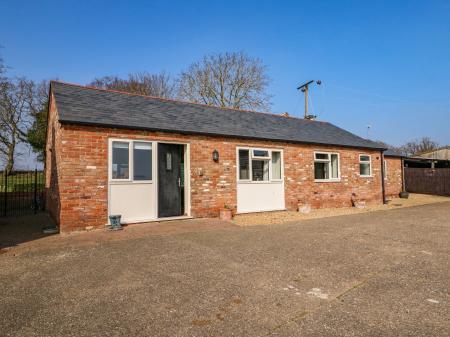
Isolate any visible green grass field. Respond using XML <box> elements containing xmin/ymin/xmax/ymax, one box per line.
<box><xmin>0</xmin><ymin>172</ymin><xmax>45</xmax><ymax>193</ymax></box>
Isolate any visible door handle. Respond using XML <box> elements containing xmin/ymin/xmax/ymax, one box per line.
<box><xmin>178</xmin><ymin>177</ymin><xmax>181</xmax><ymax>187</ymax></box>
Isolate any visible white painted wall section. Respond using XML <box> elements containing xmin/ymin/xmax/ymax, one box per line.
<box><xmin>237</xmin><ymin>182</ymin><xmax>285</xmax><ymax>213</ymax></box>
<box><xmin>110</xmin><ymin>183</ymin><xmax>155</xmax><ymax>223</ymax></box>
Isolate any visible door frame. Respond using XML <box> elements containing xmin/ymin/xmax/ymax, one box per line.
<box><xmin>156</xmin><ymin>141</ymin><xmax>190</xmax><ymax>219</ymax></box>
<box><xmin>107</xmin><ymin>138</ymin><xmax>191</xmax><ymax>225</ymax></box>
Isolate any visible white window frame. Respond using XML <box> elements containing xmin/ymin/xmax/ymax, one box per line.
<box><xmin>383</xmin><ymin>159</ymin><xmax>387</xmax><ymax>180</ymax></box>
<box><xmin>252</xmin><ymin>149</ymin><xmax>271</xmax><ymax>159</ymax></box>
<box><xmin>236</xmin><ymin>147</ymin><xmax>283</xmax><ymax>183</ymax></box>
<box><xmin>314</xmin><ymin>151</ymin><xmax>341</xmax><ymax>182</ymax></box>
<box><xmin>270</xmin><ymin>150</ymin><xmax>283</xmax><ymax>181</ymax></box>
<box><xmin>359</xmin><ymin>154</ymin><xmax>372</xmax><ymax>177</ymax></box>
<box><xmin>109</xmin><ymin>139</ymin><xmax>154</xmax><ymax>184</ymax></box>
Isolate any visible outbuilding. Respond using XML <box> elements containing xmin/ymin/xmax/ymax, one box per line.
<box><xmin>45</xmin><ymin>82</ymin><xmax>402</xmax><ymax>232</ymax></box>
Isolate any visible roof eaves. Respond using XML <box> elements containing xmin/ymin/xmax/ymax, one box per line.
<box><xmin>58</xmin><ymin>118</ymin><xmax>386</xmax><ymax>151</ymax></box>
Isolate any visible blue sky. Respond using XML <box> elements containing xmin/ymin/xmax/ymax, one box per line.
<box><xmin>1</xmin><ymin>0</ymin><xmax>449</xmax><ymax>168</ymax></box>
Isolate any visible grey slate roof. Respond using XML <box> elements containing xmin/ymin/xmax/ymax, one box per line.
<box><xmin>384</xmin><ymin>148</ymin><xmax>405</xmax><ymax>157</ymax></box>
<box><xmin>51</xmin><ymin>81</ymin><xmax>385</xmax><ymax>150</ymax></box>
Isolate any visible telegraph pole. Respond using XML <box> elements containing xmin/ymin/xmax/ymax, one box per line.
<box><xmin>297</xmin><ymin>80</ymin><xmax>321</xmax><ymax>119</ymax></box>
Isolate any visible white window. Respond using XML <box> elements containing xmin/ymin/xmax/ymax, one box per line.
<box><xmin>238</xmin><ymin>149</ymin><xmax>250</xmax><ymax>180</ymax></box>
<box><xmin>252</xmin><ymin>158</ymin><xmax>269</xmax><ymax>181</ymax></box>
<box><xmin>111</xmin><ymin>140</ymin><xmax>152</xmax><ymax>181</ymax></box>
<box><xmin>252</xmin><ymin>149</ymin><xmax>270</xmax><ymax>158</ymax></box>
<box><xmin>271</xmin><ymin>151</ymin><xmax>282</xmax><ymax>180</ymax></box>
<box><xmin>133</xmin><ymin>142</ymin><xmax>152</xmax><ymax>180</ymax></box>
<box><xmin>112</xmin><ymin>141</ymin><xmax>130</xmax><ymax>180</ymax></box>
<box><xmin>237</xmin><ymin>148</ymin><xmax>283</xmax><ymax>182</ymax></box>
<box><xmin>359</xmin><ymin>154</ymin><xmax>372</xmax><ymax>177</ymax></box>
<box><xmin>314</xmin><ymin>152</ymin><xmax>340</xmax><ymax>181</ymax></box>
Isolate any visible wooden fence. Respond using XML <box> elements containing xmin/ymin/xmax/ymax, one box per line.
<box><xmin>404</xmin><ymin>168</ymin><xmax>450</xmax><ymax>196</ymax></box>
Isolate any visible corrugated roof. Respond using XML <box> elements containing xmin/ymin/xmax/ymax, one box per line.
<box><xmin>51</xmin><ymin>81</ymin><xmax>385</xmax><ymax>150</ymax></box>
<box><xmin>415</xmin><ymin>147</ymin><xmax>450</xmax><ymax>160</ymax></box>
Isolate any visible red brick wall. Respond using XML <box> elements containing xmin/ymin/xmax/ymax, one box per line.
<box><xmin>46</xmin><ymin>104</ymin><xmax>388</xmax><ymax>232</ymax></box>
<box><xmin>384</xmin><ymin>156</ymin><xmax>403</xmax><ymax>198</ymax></box>
<box><xmin>284</xmin><ymin>146</ymin><xmax>383</xmax><ymax>210</ymax></box>
<box><xmin>44</xmin><ymin>93</ymin><xmax>62</xmax><ymax>226</ymax></box>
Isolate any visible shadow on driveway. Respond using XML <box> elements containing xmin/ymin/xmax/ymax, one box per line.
<box><xmin>0</xmin><ymin>213</ymin><xmax>56</xmax><ymax>251</ymax></box>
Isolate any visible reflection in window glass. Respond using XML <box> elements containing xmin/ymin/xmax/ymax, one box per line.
<box><xmin>314</xmin><ymin>162</ymin><xmax>329</xmax><ymax>180</ymax></box>
<box><xmin>253</xmin><ymin>149</ymin><xmax>269</xmax><ymax>157</ymax></box>
<box><xmin>360</xmin><ymin>163</ymin><xmax>371</xmax><ymax>176</ymax></box>
<box><xmin>359</xmin><ymin>155</ymin><xmax>371</xmax><ymax>176</ymax></box>
<box><xmin>239</xmin><ymin>149</ymin><xmax>250</xmax><ymax>180</ymax></box>
<box><xmin>166</xmin><ymin>152</ymin><xmax>172</xmax><ymax>171</ymax></box>
<box><xmin>112</xmin><ymin>142</ymin><xmax>129</xmax><ymax>179</ymax></box>
<box><xmin>252</xmin><ymin>159</ymin><xmax>269</xmax><ymax>181</ymax></box>
<box><xmin>133</xmin><ymin>142</ymin><xmax>152</xmax><ymax>180</ymax></box>
<box><xmin>331</xmin><ymin>154</ymin><xmax>339</xmax><ymax>179</ymax></box>
<box><xmin>272</xmin><ymin>151</ymin><xmax>281</xmax><ymax>179</ymax></box>
<box><xmin>315</xmin><ymin>153</ymin><xmax>329</xmax><ymax>160</ymax></box>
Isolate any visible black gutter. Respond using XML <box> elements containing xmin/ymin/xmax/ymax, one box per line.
<box><xmin>401</xmin><ymin>157</ymin><xmax>406</xmax><ymax>192</ymax></box>
<box><xmin>381</xmin><ymin>150</ymin><xmax>387</xmax><ymax>204</ymax></box>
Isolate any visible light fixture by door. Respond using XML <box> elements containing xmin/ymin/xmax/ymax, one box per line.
<box><xmin>212</xmin><ymin>149</ymin><xmax>219</xmax><ymax>162</ymax></box>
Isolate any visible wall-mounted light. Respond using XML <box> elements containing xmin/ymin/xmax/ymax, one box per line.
<box><xmin>212</xmin><ymin>149</ymin><xmax>219</xmax><ymax>162</ymax></box>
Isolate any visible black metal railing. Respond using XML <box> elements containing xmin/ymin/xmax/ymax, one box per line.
<box><xmin>0</xmin><ymin>170</ymin><xmax>45</xmax><ymax>217</ymax></box>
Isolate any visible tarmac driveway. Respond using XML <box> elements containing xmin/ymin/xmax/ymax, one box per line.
<box><xmin>1</xmin><ymin>202</ymin><xmax>449</xmax><ymax>337</ymax></box>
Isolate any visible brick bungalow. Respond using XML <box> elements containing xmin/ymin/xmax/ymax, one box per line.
<box><xmin>45</xmin><ymin>81</ymin><xmax>403</xmax><ymax>232</ymax></box>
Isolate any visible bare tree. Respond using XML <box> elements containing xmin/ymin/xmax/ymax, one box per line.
<box><xmin>178</xmin><ymin>52</ymin><xmax>271</xmax><ymax>111</ymax></box>
<box><xmin>90</xmin><ymin>72</ymin><xmax>175</xmax><ymax>98</ymax></box>
<box><xmin>0</xmin><ymin>55</ymin><xmax>5</xmax><ymax>81</ymax></box>
<box><xmin>0</xmin><ymin>78</ymin><xmax>35</xmax><ymax>173</ymax></box>
<box><xmin>401</xmin><ymin>137</ymin><xmax>440</xmax><ymax>156</ymax></box>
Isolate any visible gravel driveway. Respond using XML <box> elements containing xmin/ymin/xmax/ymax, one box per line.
<box><xmin>1</xmin><ymin>202</ymin><xmax>449</xmax><ymax>337</ymax></box>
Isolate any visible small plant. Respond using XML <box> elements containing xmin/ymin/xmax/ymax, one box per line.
<box><xmin>220</xmin><ymin>204</ymin><xmax>233</xmax><ymax>220</ymax></box>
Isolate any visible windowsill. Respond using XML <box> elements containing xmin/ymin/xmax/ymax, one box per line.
<box><xmin>237</xmin><ymin>180</ymin><xmax>283</xmax><ymax>184</ymax></box>
<box><xmin>109</xmin><ymin>180</ymin><xmax>154</xmax><ymax>184</ymax></box>
<box><xmin>359</xmin><ymin>175</ymin><xmax>373</xmax><ymax>178</ymax></box>
<box><xmin>314</xmin><ymin>179</ymin><xmax>341</xmax><ymax>183</ymax></box>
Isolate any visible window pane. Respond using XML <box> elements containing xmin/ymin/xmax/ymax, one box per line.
<box><xmin>272</xmin><ymin>151</ymin><xmax>281</xmax><ymax>179</ymax></box>
<box><xmin>253</xmin><ymin>149</ymin><xmax>269</xmax><ymax>157</ymax></box>
<box><xmin>331</xmin><ymin>154</ymin><xmax>339</xmax><ymax>178</ymax></box>
<box><xmin>239</xmin><ymin>149</ymin><xmax>249</xmax><ymax>180</ymax></box>
<box><xmin>166</xmin><ymin>152</ymin><xmax>172</xmax><ymax>171</ymax></box>
<box><xmin>133</xmin><ymin>142</ymin><xmax>152</xmax><ymax>180</ymax></box>
<box><xmin>360</xmin><ymin>155</ymin><xmax>370</xmax><ymax>162</ymax></box>
<box><xmin>252</xmin><ymin>160</ymin><xmax>269</xmax><ymax>181</ymax></box>
<box><xmin>314</xmin><ymin>162</ymin><xmax>329</xmax><ymax>180</ymax></box>
<box><xmin>315</xmin><ymin>153</ymin><xmax>329</xmax><ymax>160</ymax></box>
<box><xmin>360</xmin><ymin>163</ymin><xmax>371</xmax><ymax>176</ymax></box>
<box><xmin>112</xmin><ymin>141</ymin><xmax>129</xmax><ymax>179</ymax></box>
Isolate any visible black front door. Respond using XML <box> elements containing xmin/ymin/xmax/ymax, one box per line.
<box><xmin>158</xmin><ymin>143</ymin><xmax>184</xmax><ymax>217</ymax></box>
